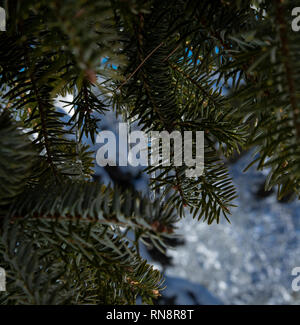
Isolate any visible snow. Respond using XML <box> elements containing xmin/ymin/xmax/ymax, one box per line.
<box><xmin>166</xmin><ymin>151</ymin><xmax>300</xmax><ymax>305</ymax></box>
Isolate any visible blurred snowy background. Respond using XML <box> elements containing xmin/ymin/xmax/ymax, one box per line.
<box><xmin>163</xmin><ymin>151</ymin><xmax>300</xmax><ymax>305</ymax></box>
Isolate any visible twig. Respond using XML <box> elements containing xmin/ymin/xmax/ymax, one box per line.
<box><xmin>116</xmin><ymin>41</ymin><xmax>164</xmax><ymax>91</ymax></box>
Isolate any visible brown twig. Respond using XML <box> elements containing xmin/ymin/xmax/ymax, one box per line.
<box><xmin>116</xmin><ymin>41</ymin><xmax>164</xmax><ymax>91</ymax></box>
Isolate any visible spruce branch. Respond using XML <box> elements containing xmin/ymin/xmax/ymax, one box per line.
<box><xmin>275</xmin><ymin>0</ymin><xmax>300</xmax><ymax>138</ymax></box>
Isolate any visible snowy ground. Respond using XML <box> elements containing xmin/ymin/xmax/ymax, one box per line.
<box><xmin>165</xmin><ymin>151</ymin><xmax>300</xmax><ymax>305</ymax></box>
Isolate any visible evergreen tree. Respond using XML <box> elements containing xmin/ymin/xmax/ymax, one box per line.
<box><xmin>0</xmin><ymin>0</ymin><xmax>299</xmax><ymax>304</ymax></box>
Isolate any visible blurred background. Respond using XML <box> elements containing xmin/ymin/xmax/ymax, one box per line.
<box><xmin>159</xmin><ymin>150</ymin><xmax>300</xmax><ymax>305</ymax></box>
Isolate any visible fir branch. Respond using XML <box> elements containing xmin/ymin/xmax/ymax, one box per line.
<box><xmin>275</xmin><ymin>0</ymin><xmax>300</xmax><ymax>138</ymax></box>
<box><xmin>24</xmin><ymin>49</ymin><xmax>59</xmax><ymax>180</ymax></box>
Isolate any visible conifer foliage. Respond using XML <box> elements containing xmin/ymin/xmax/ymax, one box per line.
<box><xmin>0</xmin><ymin>0</ymin><xmax>299</xmax><ymax>304</ymax></box>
